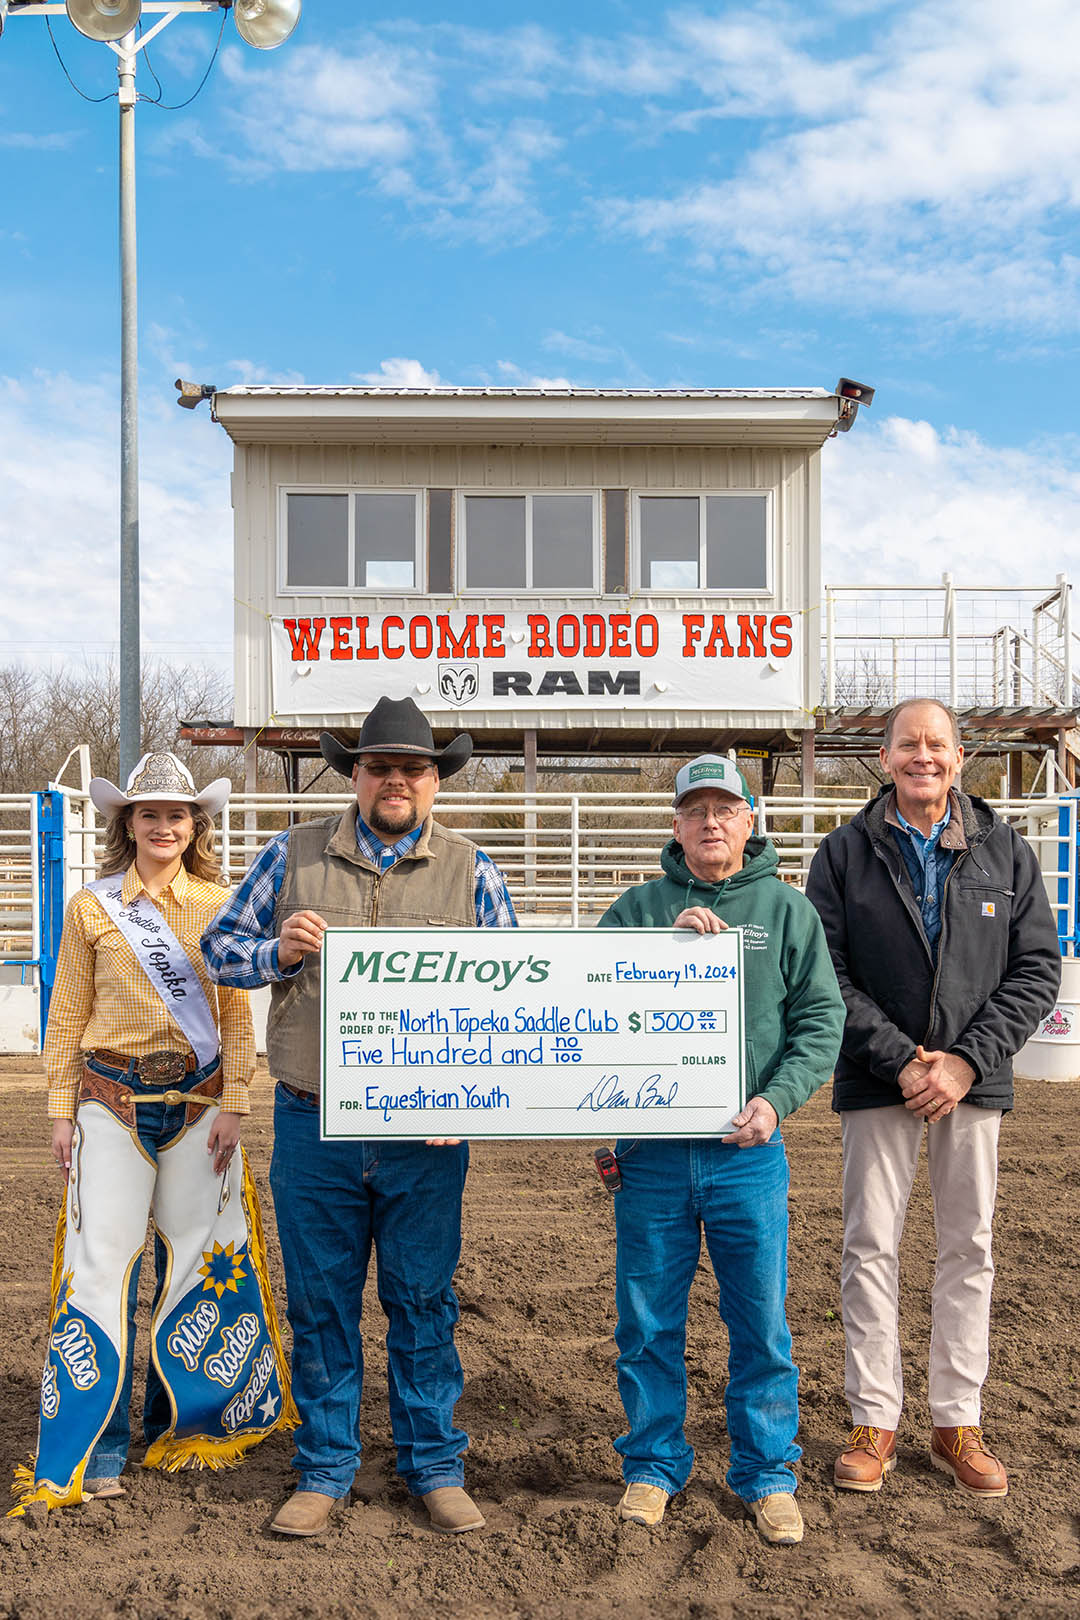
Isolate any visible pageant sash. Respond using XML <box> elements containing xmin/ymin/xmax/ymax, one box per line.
<box><xmin>86</xmin><ymin>876</ymin><xmax>219</xmax><ymax>1068</ymax></box>
<box><xmin>11</xmin><ymin>1095</ymin><xmax>296</xmax><ymax>1512</ymax></box>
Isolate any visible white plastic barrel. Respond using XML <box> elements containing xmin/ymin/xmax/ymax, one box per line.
<box><xmin>1014</xmin><ymin>955</ymin><xmax>1080</xmax><ymax>1082</ymax></box>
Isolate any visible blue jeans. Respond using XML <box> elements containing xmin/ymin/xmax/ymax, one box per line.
<box><xmin>82</xmin><ymin>1056</ymin><xmax>219</xmax><ymax>1481</ymax></box>
<box><xmin>269</xmin><ymin>1083</ymin><xmax>470</xmax><ymax>1498</ymax></box>
<box><xmin>612</xmin><ymin>1133</ymin><xmax>801</xmax><ymax>1503</ymax></box>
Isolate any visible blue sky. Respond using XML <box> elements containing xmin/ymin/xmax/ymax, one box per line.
<box><xmin>2</xmin><ymin>0</ymin><xmax>1079</xmax><ymax>666</ymax></box>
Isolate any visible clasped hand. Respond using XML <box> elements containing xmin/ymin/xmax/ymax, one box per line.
<box><xmin>898</xmin><ymin>1046</ymin><xmax>974</xmax><ymax>1121</ymax></box>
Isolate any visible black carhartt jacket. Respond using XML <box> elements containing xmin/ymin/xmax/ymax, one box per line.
<box><xmin>805</xmin><ymin>786</ymin><xmax>1061</xmax><ymax>1112</ymax></box>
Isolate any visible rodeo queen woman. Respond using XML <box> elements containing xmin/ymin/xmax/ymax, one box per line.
<box><xmin>12</xmin><ymin>752</ymin><xmax>295</xmax><ymax>1513</ymax></box>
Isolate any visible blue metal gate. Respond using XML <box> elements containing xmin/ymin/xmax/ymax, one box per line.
<box><xmin>35</xmin><ymin>788</ymin><xmax>66</xmax><ymax>1046</ymax></box>
<box><xmin>1060</xmin><ymin>791</ymin><xmax>1080</xmax><ymax>956</ymax></box>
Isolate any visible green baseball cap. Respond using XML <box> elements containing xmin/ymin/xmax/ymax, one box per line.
<box><xmin>672</xmin><ymin>754</ymin><xmax>754</xmax><ymax>809</ymax></box>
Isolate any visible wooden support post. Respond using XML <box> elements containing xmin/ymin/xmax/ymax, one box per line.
<box><xmin>800</xmin><ymin>729</ymin><xmax>816</xmax><ymax>794</ymax></box>
<box><xmin>244</xmin><ymin>730</ymin><xmax>259</xmax><ymax>795</ymax></box>
<box><xmin>524</xmin><ymin>729</ymin><xmax>538</xmax><ymax>908</ymax></box>
<box><xmin>243</xmin><ymin>727</ymin><xmax>258</xmax><ymax>869</ymax></box>
<box><xmin>801</xmin><ymin>728</ymin><xmax>816</xmax><ymax>880</ymax></box>
<box><xmin>287</xmin><ymin>752</ymin><xmax>301</xmax><ymax>825</ymax></box>
<box><xmin>1008</xmin><ymin>750</ymin><xmax>1024</xmax><ymax>800</ymax></box>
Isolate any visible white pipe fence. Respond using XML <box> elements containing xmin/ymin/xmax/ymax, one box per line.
<box><xmin>6</xmin><ymin>786</ymin><xmax>1069</xmax><ymax>938</ymax></box>
<box><xmin>0</xmin><ymin>796</ymin><xmax>36</xmax><ymax>972</ymax></box>
<box><xmin>2</xmin><ymin>784</ymin><xmax>1074</xmax><ymax>1057</ymax></box>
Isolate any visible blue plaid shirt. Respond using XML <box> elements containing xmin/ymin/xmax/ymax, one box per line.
<box><xmin>201</xmin><ymin>814</ymin><xmax>517</xmax><ymax>989</ymax></box>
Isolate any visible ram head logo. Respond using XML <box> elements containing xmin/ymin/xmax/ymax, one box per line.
<box><xmin>438</xmin><ymin>662</ymin><xmax>479</xmax><ymax>707</ymax></box>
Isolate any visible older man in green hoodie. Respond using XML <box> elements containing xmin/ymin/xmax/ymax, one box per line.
<box><xmin>598</xmin><ymin>755</ymin><xmax>845</xmax><ymax>1545</ymax></box>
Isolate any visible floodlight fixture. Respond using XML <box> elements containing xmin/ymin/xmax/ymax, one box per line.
<box><xmin>234</xmin><ymin>0</ymin><xmax>301</xmax><ymax>50</ymax></box>
<box><xmin>65</xmin><ymin>0</ymin><xmax>142</xmax><ymax>44</ymax></box>
<box><xmin>175</xmin><ymin>378</ymin><xmax>217</xmax><ymax>410</ymax></box>
<box><xmin>834</xmin><ymin>376</ymin><xmax>875</xmax><ymax>433</ymax></box>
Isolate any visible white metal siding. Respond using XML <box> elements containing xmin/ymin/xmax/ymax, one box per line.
<box><xmin>233</xmin><ymin>442</ymin><xmax>819</xmax><ymax>728</ymax></box>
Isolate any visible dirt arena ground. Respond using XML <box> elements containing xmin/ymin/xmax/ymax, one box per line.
<box><xmin>0</xmin><ymin>1056</ymin><xmax>1077</xmax><ymax>1620</ymax></box>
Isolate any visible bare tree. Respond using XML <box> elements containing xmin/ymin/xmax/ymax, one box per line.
<box><xmin>0</xmin><ymin>661</ymin><xmax>242</xmax><ymax>793</ymax></box>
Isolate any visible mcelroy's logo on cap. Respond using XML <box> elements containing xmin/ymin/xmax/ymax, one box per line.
<box><xmin>674</xmin><ymin>753</ymin><xmax>753</xmax><ymax>809</ymax></box>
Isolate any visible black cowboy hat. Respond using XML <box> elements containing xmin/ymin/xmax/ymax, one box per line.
<box><xmin>319</xmin><ymin>696</ymin><xmax>473</xmax><ymax>781</ymax></box>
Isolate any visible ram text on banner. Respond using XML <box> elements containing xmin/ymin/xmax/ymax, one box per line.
<box><xmin>320</xmin><ymin>927</ymin><xmax>745</xmax><ymax>1140</ymax></box>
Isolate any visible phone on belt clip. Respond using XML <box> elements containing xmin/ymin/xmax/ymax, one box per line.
<box><xmin>593</xmin><ymin>1146</ymin><xmax>622</xmax><ymax>1194</ymax></box>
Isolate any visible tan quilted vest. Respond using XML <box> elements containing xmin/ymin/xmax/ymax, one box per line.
<box><xmin>267</xmin><ymin>806</ymin><xmax>477</xmax><ymax>1090</ymax></box>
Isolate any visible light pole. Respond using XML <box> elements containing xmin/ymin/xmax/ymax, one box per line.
<box><xmin>1</xmin><ymin>1</ymin><xmax>301</xmax><ymax>780</ymax></box>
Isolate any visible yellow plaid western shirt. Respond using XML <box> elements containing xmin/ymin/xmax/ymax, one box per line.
<box><xmin>44</xmin><ymin>863</ymin><xmax>255</xmax><ymax>1120</ymax></box>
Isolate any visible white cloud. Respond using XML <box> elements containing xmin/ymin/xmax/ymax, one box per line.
<box><xmin>155</xmin><ymin>38</ymin><xmax>562</xmax><ymax>245</ymax></box>
<box><xmin>353</xmin><ymin>358</ymin><xmax>443</xmax><ymax>388</ymax></box>
<box><xmin>215</xmin><ymin>43</ymin><xmax>433</xmax><ymax>174</ymax></box>
<box><xmin>822</xmin><ymin>414</ymin><xmax>1080</xmax><ymax>585</ymax></box>
<box><xmin>495</xmin><ymin>361</ymin><xmax>575</xmax><ymax>389</ymax></box>
<box><xmin>0</xmin><ymin>132</ymin><xmax>78</xmax><ymax>150</ymax></box>
<box><xmin>542</xmin><ymin>330</ymin><xmax>619</xmax><ymax>363</ymax></box>
<box><xmin>224</xmin><ymin>358</ymin><xmax>307</xmax><ymax>388</ymax></box>
<box><xmin>154</xmin><ymin>3</ymin><xmax>1078</xmax><ymax>320</ymax></box>
<box><xmin>0</xmin><ymin>370</ymin><xmax>232</xmax><ymax>672</ymax></box>
<box><xmin>601</xmin><ymin>0</ymin><xmax>1080</xmax><ymax>328</ymax></box>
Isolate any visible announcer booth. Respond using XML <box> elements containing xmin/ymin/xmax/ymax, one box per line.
<box><xmin>207</xmin><ymin>386</ymin><xmax>858</xmax><ymax>787</ymax></box>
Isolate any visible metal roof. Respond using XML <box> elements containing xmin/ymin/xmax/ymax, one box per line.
<box><xmin>217</xmin><ymin>385</ymin><xmax>832</xmax><ymax>399</ymax></box>
<box><xmin>211</xmin><ymin>385</ymin><xmax>843</xmax><ymax>447</ymax></box>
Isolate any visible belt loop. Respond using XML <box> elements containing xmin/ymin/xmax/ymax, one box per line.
<box><xmin>126</xmin><ymin>1056</ymin><xmax>138</xmax><ymax>1082</ymax></box>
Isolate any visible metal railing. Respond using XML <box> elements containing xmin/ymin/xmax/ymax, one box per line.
<box><xmin>823</xmin><ymin>574</ymin><xmax>1077</xmax><ymax>709</ymax></box>
<box><xmin>30</xmin><ymin>786</ymin><xmax>1075</xmax><ymax>941</ymax></box>
<box><xmin>0</xmin><ymin>795</ymin><xmax>37</xmax><ymax>971</ymax></box>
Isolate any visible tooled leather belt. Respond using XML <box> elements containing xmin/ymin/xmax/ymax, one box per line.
<box><xmin>79</xmin><ymin>1062</ymin><xmax>223</xmax><ymax>1131</ymax></box>
<box><xmin>90</xmin><ymin>1046</ymin><xmax>200</xmax><ymax>1082</ymax></box>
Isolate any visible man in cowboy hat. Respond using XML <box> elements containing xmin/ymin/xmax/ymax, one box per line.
<box><xmin>202</xmin><ymin>696</ymin><xmax>516</xmax><ymax>1539</ymax></box>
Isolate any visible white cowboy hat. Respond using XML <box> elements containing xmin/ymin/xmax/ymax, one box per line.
<box><xmin>89</xmin><ymin>751</ymin><xmax>231</xmax><ymax>819</ymax></box>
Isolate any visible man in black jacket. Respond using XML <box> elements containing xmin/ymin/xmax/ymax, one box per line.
<box><xmin>806</xmin><ymin>698</ymin><xmax>1060</xmax><ymax>1500</ymax></box>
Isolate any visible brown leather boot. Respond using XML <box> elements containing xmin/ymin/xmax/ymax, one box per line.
<box><xmin>269</xmin><ymin>1490</ymin><xmax>339</xmax><ymax>1537</ymax></box>
<box><xmin>421</xmin><ymin>1486</ymin><xmax>485</xmax><ymax>1534</ymax></box>
<box><xmin>930</xmin><ymin>1426</ymin><xmax>1008</xmax><ymax>1497</ymax></box>
<box><xmin>834</xmin><ymin>1426</ymin><xmax>897</xmax><ymax>1492</ymax></box>
<box><xmin>618</xmin><ymin>1483</ymin><xmax>670</xmax><ymax>1527</ymax></box>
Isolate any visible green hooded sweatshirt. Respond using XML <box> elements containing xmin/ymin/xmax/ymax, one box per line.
<box><xmin>598</xmin><ymin>835</ymin><xmax>845</xmax><ymax>1124</ymax></box>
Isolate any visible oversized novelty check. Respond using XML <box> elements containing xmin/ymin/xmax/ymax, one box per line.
<box><xmin>320</xmin><ymin>927</ymin><xmax>745</xmax><ymax>1140</ymax></box>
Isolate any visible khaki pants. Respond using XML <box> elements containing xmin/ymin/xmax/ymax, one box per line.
<box><xmin>840</xmin><ymin>1102</ymin><xmax>1002</xmax><ymax>1430</ymax></box>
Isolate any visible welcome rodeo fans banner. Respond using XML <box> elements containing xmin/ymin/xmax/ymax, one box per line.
<box><xmin>270</xmin><ymin>609</ymin><xmax>802</xmax><ymax>714</ymax></box>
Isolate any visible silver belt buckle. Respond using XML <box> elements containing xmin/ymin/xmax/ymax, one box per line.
<box><xmin>139</xmin><ymin>1049</ymin><xmax>187</xmax><ymax>1084</ymax></box>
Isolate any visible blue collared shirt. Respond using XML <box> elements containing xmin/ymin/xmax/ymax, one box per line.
<box><xmin>201</xmin><ymin>813</ymin><xmax>517</xmax><ymax>988</ymax></box>
<box><xmin>890</xmin><ymin>802</ymin><xmax>955</xmax><ymax>956</ymax></box>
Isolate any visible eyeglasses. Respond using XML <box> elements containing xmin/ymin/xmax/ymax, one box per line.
<box><xmin>359</xmin><ymin>760</ymin><xmax>434</xmax><ymax>780</ymax></box>
<box><xmin>678</xmin><ymin>802</ymin><xmax>745</xmax><ymax>823</ymax></box>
